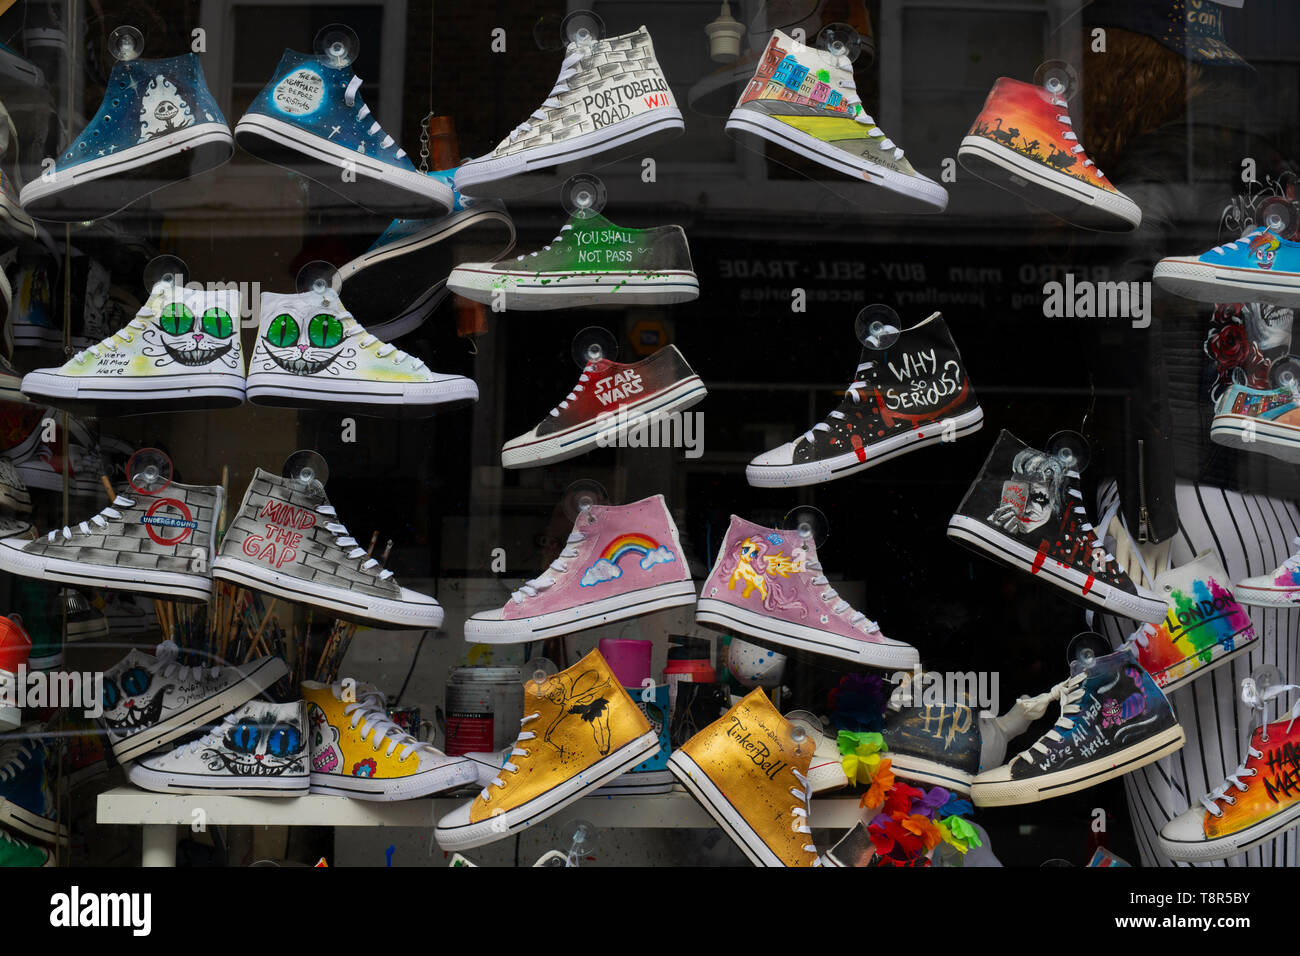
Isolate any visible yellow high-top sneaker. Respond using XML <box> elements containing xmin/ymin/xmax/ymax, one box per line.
<box><xmin>435</xmin><ymin>647</ymin><xmax>658</xmax><ymax>849</ymax></box>
<box><xmin>669</xmin><ymin>687</ymin><xmax>820</xmax><ymax>866</ymax></box>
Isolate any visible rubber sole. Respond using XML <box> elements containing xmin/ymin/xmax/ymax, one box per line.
<box><xmin>21</xmin><ymin>369</ymin><xmax>246</xmax><ymax>413</ymax></box>
<box><xmin>1160</xmin><ymin>801</ymin><xmax>1300</xmax><ymax>862</ymax></box>
<box><xmin>245</xmin><ymin>371</ymin><xmax>478</xmax><ymax>417</ymax></box>
<box><xmin>1154</xmin><ymin>258</ymin><xmax>1300</xmax><ymax>309</ymax></box>
<box><xmin>447</xmin><ymin>268</ymin><xmax>700</xmax><ymax>311</ymax></box>
<box><xmin>0</xmin><ymin>536</ymin><xmax>213</xmax><ymax>602</ymax></box>
<box><xmin>465</xmin><ymin>579</ymin><xmax>696</xmax><ymax>644</ymax></box>
<box><xmin>309</xmin><ymin>757</ymin><xmax>476</xmax><ymax>800</ymax></box>
<box><xmin>667</xmin><ymin>749</ymin><xmax>788</xmax><ymax>866</ymax></box>
<box><xmin>888</xmin><ymin>751</ymin><xmax>975</xmax><ymax>794</ymax></box>
<box><xmin>127</xmin><ymin>763</ymin><xmax>309</xmax><ymax>797</ymax></box>
<box><xmin>1210</xmin><ymin>415</ymin><xmax>1300</xmax><ymax>463</ymax></box>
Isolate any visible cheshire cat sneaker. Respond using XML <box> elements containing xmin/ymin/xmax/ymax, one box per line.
<box><xmin>21</xmin><ymin>280</ymin><xmax>244</xmax><ymax>412</ymax></box>
<box><xmin>668</xmin><ymin>687</ymin><xmax>821</xmax><ymax>867</ymax></box>
<box><xmin>339</xmin><ymin>168</ymin><xmax>515</xmax><ymax>339</ymax></box>
<box><xmin>127</xmin><ymin>700</ymin><xmax>309</xmax><ymax>796</ymax></box>
<box><xmin>213</xmin><ymin>468</ymin><xmax>443</xmax><ymax>629</ymax></box>
<box><xmin>235</xmin><ymin>48</ymin><xmax>450</xmax><ymax>214</ymax></box>
<box><xmin>0</xmin><ymin>732</ymin><xmax>66</xmax><ymax>845</ymax></box>
<box><xmin>958</xmin><ymin>76</ymin><xmax>1140</xmax><ymax>231</ymax></box>
<box><xmin>947</xmin><ymin>430</ymin><xmax>1167</xmax><ymax>622</ymax></box>
<box><xmin>98</xmin><ymin>642</ymin><xmax>287</xmax><ymax>762</ymax></box>
<box><xmin>1209</xmin><ymin>380</ymin><xmax>1300</xmax><ymax>462</ymax></box>
<box><xmin>447</xmin><ymin>212</ymin><xmax>699</xmax><ymax>310</ymax></box>
<box><xmin>784</xmin><ymin>709</ymin><xmax>850</xmax><ymax>794</ymax></box>
<box><xmin>502</xmin><ymin>344</ymin><xmax>706</xmax><ymax>468</ymax></box>
<box><xmin>881</xmin><ymin>677</ymin><xmax>982</xmax><ymax>794</ymax></box>
<box><xmin>1155</xmin><ymin>228</ymin><xmax>1300</xmax><ymax>309</ymax></box>
<box><xmin>1236</xmin><ymin>536</ymin><xmax>1300</xmax><ymax>608</ymax></box>
<box><xmin>747</xmin><ymin>311</ymin><xmax>982</xmax><ymax>487</ymax></box>
<box><xmin>695</xmin><ymin>514</ymin><xmax>918</xmax><ymax>668</ymax></box>
<box><xmin>1160</xmin><ymin>679</ymin><xmax>1300</xmax><ymax>861</ymax></box>
<box><xmin>245</xmin><ymin>287</ymin><xmax>477</xmax><ymax>415</ymax></box>
<box><xmin>464</xmin><ymin>494</ymin><xmax>695</xmax><ymax>643</ymax></box>
<box><xmin>19</xmin><ymin>53</ymin><xmax>234</xmax><ymax>221</ymax></box>
<box><xmin>0</xmin><ymin>479</ymin><xmax>222</xmax><ymax>601</ymax></box>
<box><xmin>304</xmin><ymin>680</ymin><xmax>474</xmax><ymax>799</ymax></box>
<box><xmin>435</xmin><ymin>648</ymin><xmax>658</xmax><ymax>848</ymax></box>
<box><xmin>726</xmin><ymin>30</ymin><xmax>946</xmax><ymax>212</ymax></box>
<box><xmin>971</xmin><ymin>647</ymin><xmax>1184</xmax><ymax>807</ymax></box>
<box><xmin>454</xmin><ymin>26</ymin><xmax>684</xmax><ymax>199</ymax></box>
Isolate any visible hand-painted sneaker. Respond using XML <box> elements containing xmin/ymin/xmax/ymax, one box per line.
<box><xmin>435</xmin><ymin>648</ymin><xmax>658</xmax><ymax>848</ymax></box>
<box><xmin>971</xmin><ymin>648</ymin><xmax>1184</xmax><ymax>807</ymax></box>
<box><xmin>98</xmin><ymin>643</ymin><xmax>288</xmax><ymax>762</ymax></box>
<box><xmin>747</xmin><ymin>311</ymin><xmax>982</xmax><ymax>487</ymax></box>
<box><xmin>245</xmin><ymin>287</ymin><xmax>477</xmax><ymax>415</ymax></box>
<box><xmin>6</xmin><ymin>408</ymin><xmax>105</xmax><ymax>499</ymax></box>
<box><xmin>882</xmin><ymin>678</ymin><xmax>982</xmax><ymax>794</ymax></box>
<box><xmin>726</xmin><ymin>30</ymin><xmax>946</xmax><ymax>212</ymax></box>
<box><xmin>958</xmin><ymin>76</ymin><xmax>1140</xmax><ymax>231</ymax></box>
<box><xmin>21</xmin><ymin>280</ymin><xmax>244</xmax><ymax>412</ymax></box>
<box><xmin>1237</xmin><ymin>536</ymin><xmax>1300</xmax><ymax>607</ymax></box>
<box><xmin>947</xmin><ymin>430</ymin><xmax>1167</xmax><ymax>622</ymax></box>
<box><xmin>668</xmin><ymin>687</ymin><xmax>821</xmax><ymax>866</ymax></box>
<box><xmin>695</xmin><ymin>514</ymin><xmax>918</xmax><ymax>668</ymax></box>
<box><xmin>1155</xmin><ymin>228</ymin><xmax>1300</xmax><ymax>308</ymax></box>
<box><xmin>595</xmin><ymin>682</ymin><xmax>673</xmax><ymax>795</ymax></box>
<box><xmin>447</xmin><ymin>212</ymin><xmax>699</xmax><ymax>310</ymax></box>
<box><xmin>0</xmin><ymin>100</ymin><xmax>35</xmax><ymax>240</ymax></box>
<box><xmin>1209</xmin><ymin>379</ymin><xmax>1300</xmax><ymax>463</ymax></box>
<box><xmin>213</xmin><ymin>468</ymin><xmax>443</xmax><ymax>629</ymax></box>
<box><xmin>784</xmin><ymin>710</ymin><xmax>850</xmax><ymax>794</ymax></box>
<box><xmin>304</xmin><ymin>680</ymin><xmax>474</xmax><ymax>800</ymax></box>
<box><xmin>19</xmin><ymin>53</ymin><xmax>234</xmax><ymax>221</ymax></box>
<box><xmin>0</xmin><ymin>731</ymin><xmax>66</xmax><ymax>845</ymax></box>
<box><xmin>0</xmin><ymin>828</ymin><xmax>53</xmax><ymax>866</ymax></box>
<box><xmin>0</xmin><ymin>478</ymin><xmax>221</xmax><ymax>601</ymax></box>
<box><xmin>502</xmin><ymin>344</ymin><xmax>706</xmax><ymax>468</ymax></box>
<box><xmin>0</xmin><ymin>616</ymin><xmax>30</xmax><ymax>730</ymax></box>
<box><xmin>235</xmin><ymin>49</ymin><xmax>450</xmax><ymax>214</ymax></box>
<box><xmin>128</xmin><ymin>700</ymin><xmax>309</xmax><ymax>796</ymax></box>
<box><xmin>464</xmin><ymin>494</ymin><xmax>695</xmax><ymax>643</ymax></box>
<box><xmin>339</xmin><ymin>168</ymin><xmax>515</xmax><ymax>339</ymax></box>
<box><xmin>0</xmin><ymin>457</ymin><xmax>32</xmax><ymax>513</ymax></box>
<box><xmin>454</xmin><ymin>26</ymin><xmax>684</xmax><ymax>199</ymax></box>
<box><xmin>1127</xmin><ymin>551</ymin><xmax>1256</xmax><ymax>691</ymax></box>
<box><xmin>1160</xmin><ymin>679</ymin><xmax>1300</xmax><ymax>861</ymax></box>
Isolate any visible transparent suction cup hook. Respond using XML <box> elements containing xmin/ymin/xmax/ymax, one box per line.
<box><xmin>854</xmin><ymin>304</ymin><xmax>901</xmax><ymax>350</ymax></box>
<box><xmin>1068</xmin><ymin>631</ymin><xmax>1111</xmax><ymax>676</ymax></box>
<box><xmin>1257</xmin><ymin>196</ymin><xmax>1297</xmax><ymax>238</ymax></box>
<box><xmin>563</xmin><ymin>818</ymin><xmax>598</xmax><ymax>866</ymax></box>
<box><xmin>143</xmin><ymin>254</ymin><xmax>189</xmax><ymax>294</ymax></box>
<box><xmin>126</xmin><ymin>448</ymin><xmax>173</xmax><ymax>497</ymax></box>
<box><xmin>1047</xmin><ymin>429</ymin><xmax>1091</xmax><ymax>474</ymax></box>
<box><xmin>817</xmin><ymin>22</ymin><xmax>863</xmax><ymax>62</ymax></box>
<box><xmin>525</xmin><ymin>657</ymin><xmax>559</xmax><ymax>692</ymax></box>
<box><xmin>561</xmin><ymin>478</ymin><xmax>609</xmax><ymax>523</ymax></box>
<box><xmin>282</xmin><ymin>450</ymin><xmax>329</xmax><ymax>498</ymax></box>
<box><xmin>315</xmin><ymin>23</ymin><xmax>359</xmax><ymax>69</ymax></box>
<box><xmin>108</xmin><ymin>25</ymin><xmax>143</xmax><ymax>62</ymax></box>
<box><xmin>562</xmin><ymin>174</ymin><xmax>607</xmax><ymax>220</ymax></box>
<box><xmin>561</xmin><ymin>10</ymin><xmax>605</xmax><ymax>47</ymax></box>
<box><xmin>781</xmin><ymin>504</ymin><xmax>828</xmax><ymax>550</ymax></box>
<box><xmin>1034</xmin><ymin>60</ymin><xmax>1079</xmax><ymax>103</ymax></box>
<box><xmin>296</xmin><ymin>260</ymin><xmax>343</xmax><ymax>299</ymax></box>
<box><xmin>571</xmin><ymin>326</ymin><xmax>618</xmax><ymax>368</ymax></box>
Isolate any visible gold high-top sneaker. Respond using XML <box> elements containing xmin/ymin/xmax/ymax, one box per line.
<box><xmin>668</xmin><ymin>687</ymin><xmax>820</xmax><ymax>866</ymax></box>
<box><xmin>435</xmin><ymin>648</ymin><xmax>658</xmax><ymax>849</ymax></box>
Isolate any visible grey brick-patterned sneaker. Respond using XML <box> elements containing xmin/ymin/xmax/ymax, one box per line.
<box><xmin>213</xmin><ymin>468</ymin><xmax>443</xmax><ymax>629</ymax></box>
<box><xmin>0</xmin><ymin>480</ymin><xmax>222</xmax><ymax>601</ymax></box>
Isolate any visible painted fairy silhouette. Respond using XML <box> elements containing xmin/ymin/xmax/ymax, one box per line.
<box><xmin>543</xmin><ymin>669</ymin><xmax>613</xmax><ymax>756</ymax></box>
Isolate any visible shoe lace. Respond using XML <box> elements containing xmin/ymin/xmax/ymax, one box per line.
<box><xmin>0</xmin><ymin>740</ymin><xmax>33</xmax><ymax>781</ymax></box>
<box><xmin>342</xmin><ymin>689</ymin><xmax>429</xmax><ymax>760</ymax></box>
<box><xmin>46</xmin><ymin>494</ymin><xmax>135</xmax><ymax>541</ymax></box>
<box><xmin>482</xmin><ymin>712</ymin><xmax>539</xmax><ymax>800</ymax></box>
<box><xmin>1014</xmin><ymin>671</ymin><xmax>1088</xmax><ymax>767</ymax></box>
<box><xmin>1123</xmin><ymin>621</ymin><xmax>1159</xmax><ymax>654</ymax></box>
<box><xmin>831</xmin><ymin>55</ymin><xmax>903</xmax><ymax>160</ymax></box>
<box><xmin>550</xmin><ymin>363</ymin><xmax>595</xmax><ymax>417</ymax></box>
<box><xmin>1209</xmin><ymin>227</ymin><xmax>1267</xmax><ymax>257</ymax></box>
<box><xmin>507</xmin><ymin>49</ymin><xmax>584</xmax><ymax>143</ymax></box>
<box><xmin>1049</xmin><ymin>93</ymin><xmax>1104</xmax><ymax>178</ymax></box>
<box><xmin>71</xmin><ymin>318</ymin><xmax>149</xmax><ymax>364</ymax></box>
<box><xmin>789</xmin><ymin>767</ymin><xmax>821</xmax><ymax>863</ymax></box>
<box><xmin>515</xmin><ymin>224</ymin><xmax>573</xmax><ymax>261</ymax></box>
<box><xmin>1202</xmin><ymin>682</ymin><xmax>1300</xmax><ymax>816</ymax></box>
<box><xmin>155</xmin><ymin>640</ymin><xmax>222</xmax><ymax>683</ymax></box>
<box><xmin>343</xmin><ymin>75</ymin><xmax>405</xmax><ymax>157</ymax></box>
<box><xmin>175</xmin><ymin>710</ymin><xmax>245</xmax><ymax>756</ymax></box>
<box><xmin>807</xmin><ymin>558</ymin><xmax>877</xmax><ymax>631</ymax></box>
<box><xmin>510</xmin><ymin>530</ymin><xmax>585</xmax><ymax>603</ymax></box>
<box><xmin>803</xmin><ymin>359</ymin><xmax>874</xmax><ymax>442</ymax></box>
<box><xmin>1066</xmin><ymin>469</ymin><xmax>1119</xmax><ymax>574</ymax></box>
<box><xmin>340</xmin><ymin>318</ymin><xmax>425</xmax><ymax>369</ymax></box>
<box><xmin>317</xmin><ymin>505</ymin><xmax>393</xmax><ymax>580</ymax></box>
<box><xmin>1283</xmin><ymin>537</ymin><xmax>1300</xmax><ymax>571</ymax></box>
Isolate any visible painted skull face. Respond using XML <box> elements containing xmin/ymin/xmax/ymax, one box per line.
<box><xmin>100</xmin><ymin>664</ymin><xmax>167</xmax><ymax>732</ymax></box>
<box><xmin>156</xmin><ymin>302</ymin><xmax>236</xmax><ymax>366</ymax></box>
<box><xmin>154</xmin><ymin>101</ymin><xmax>178</xmax><ymax>122</ymax></box>
<box><xmin>203</xmin><ymin>710</ymin><xmax>305</xmax><ymax>776</ymax></box>
<box><xmin>307</xmin><ymin>703</ymin><xmax>344</xmax><ymax>774</ymax></box>
<box><xmin>262</xmin><ymin>311</ymin><xmax>347</xmax><ymax>375</ymax></box>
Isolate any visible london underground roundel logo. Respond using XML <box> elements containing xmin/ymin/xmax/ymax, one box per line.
<box><xmin>141</xmin><ymin>498</ymin><xmax>198</xmax><ymax>546</ymax></box>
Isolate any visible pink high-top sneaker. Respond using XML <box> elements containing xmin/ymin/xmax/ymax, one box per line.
<box><xmin>464</xmin><ymin>495</ymin><xmax>696</xmax><ymax>643</ymax></box>
<box><xmin>695</xmin><ymin>515</ymin><xmax>918</xmax><ymax>668</ymax></box>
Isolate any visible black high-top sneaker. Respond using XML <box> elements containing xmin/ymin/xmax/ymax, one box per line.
<box><xmin>947</xmin><ymin>430</ymin><xmax>1166</xmax><ymax>622</ymax></box>
<box><xmin>971</xmin><ymin>647</ymin><xmax>1184</xmax><ymax>806</ymax></box>
<box><xmin>882</xmin><ymin>677</ymin><xmax>982</xmax><ymax>794</ymax></box>
<box><xmin>747</xmin><ymin>312</ymin><xmax>983</xmax><ymax>487</ymax></box>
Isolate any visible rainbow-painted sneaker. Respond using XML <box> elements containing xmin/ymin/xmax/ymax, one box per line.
<box><xmin>1156</xmin><ymin>228</ymin><xmax>1300</xmax><ymax>309</ymax></box>
<box><xmin>1237</xmin><ymin>537</ymin><xmax>1300</xmax><ymax>607</ymax></box>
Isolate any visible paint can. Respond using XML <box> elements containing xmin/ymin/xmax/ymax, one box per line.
<box><xmin>445</xmin><ymin>666</ymin><xmax>523</xmax><ymax>755</ymax></box>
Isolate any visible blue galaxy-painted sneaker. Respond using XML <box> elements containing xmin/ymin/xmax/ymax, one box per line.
<box><xmin>19</xmin><ymin>52</ymin><xmax>233</xmax><ymax>222</ymax></box>
<box><xmin>1155</xmin><ymin>227</ymin><xmax>1300</xmax><ymax>309</ymax></box>
<box><xmin>235</xmin><ymin>49</ymin><xmax>451</xmax><ymax>215</ymax></box>
<box><xmin>0</xmin><ymin>731</ymin><xmax>67</xmax><ymax>846</ymax></box>
<box><xmin>338</xmin><ymin>168</ymin><xmax>515</xmax><ymax>338</ymax></box>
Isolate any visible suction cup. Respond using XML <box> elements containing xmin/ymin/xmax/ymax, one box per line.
<box><xmin>781</xmin><ymin>504</ymin><xmax>828</xmax><ymax>550</ymax></box>
<box><xmin>532</xmin><ymin>15</ymin><xmax>564</xmax><ymax>51</ymax></box>
<box><xmin>561</xmin><ymin>479</ymin><xmax>609</xmax><ymax>522</ymax></box>
<box><xmin>296</xmin><ymin>260</ymin><xmax>342</xmax><ymax>297</ymax></box>
<box><xmin>571</xmin><ymin>326</ymin><xmax>618</xmax><ymax>367</ymax></box>
<box><xmin>526</xmin><ymin>657</ymin><xmax>558</xmax><ymax>690</ymax></box>
<box><xmin>1270</xmin><ymin>355</ymin><xmax>1300</xmax><ymax>392</ymax></box>
<box><xmin>1067</xmin><ymin>631</ymin><xmax>1111</xmax><ymax>673</ymax></box>
<box><xmin>282</xmin><ymin>450</ymin><xmax>329</xmax><ymax>497</ymax></box>
<box><xmin>315</xmin><ymin>23</ymin><xmax>359</xmax><ymax>68</ymax></box>
<box><xmin>561</xmin><ymin>10</ymin><xmax>605</xmax><ymax>46</ymax></box>
<box><xmin>125</xmin><ymin>448</ymin><xmax>172</xmax><ymax>496</ymax></box>
<box><xmin>143</xmin><ymin>254</ymin><xmax>189</xmax><ymax>292</ymax></box>
<box><xmin>1047</xmin><ymin>430</ymin><xmax>1091</xmax><ymax>473</ymax></box>
<box><xmin>561</xmin><ymin>174</ymin><xmax>607</xmax><ymax>220</ymax></box>
<box><xmin>565</xmin><ymin>818</ymin><xmax>598</xmax><ymax>859</ymax></box>
<box><xmin>1034</xmin><ymin>60</ymin><xmax>1079</xmax><ymax>102</ymax></box>
<box><xmin>1257</xmin><ymin>197</ymin><xmax>1297</xmax><ymax>238</ymax></box>
<box><xmin>1250</xmin><ymin>665</ymin><xmax>1286</xmax><ymax>702</ymax></box>
<box><xmin>817</xmin><ymin>22</ymin><xmax>864</xmax><ymax>62</ymax></box>
<box><xmin>854</xmin><ymin>304</ymin><xmax>901</xmax><ymax>350</ymax></box>
<box><xmin>109</xmin><ymin>26</ymin><xmax>143</xmax><ymax>62</ymax></box>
